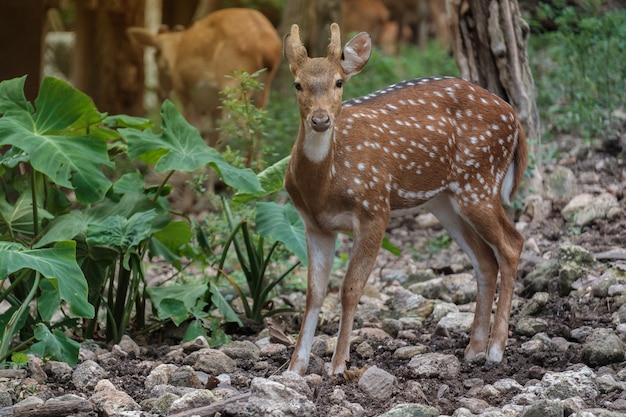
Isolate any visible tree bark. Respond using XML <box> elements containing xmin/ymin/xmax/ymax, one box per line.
<box><xmin>447</xmin><ymin>0</ymin><xmax>540</xmax><ymax>145</ymax></box>
<box><xmin>73</xmin><ymin>0</ymin><xmax>145</xmax><ymax>116</ymax></box>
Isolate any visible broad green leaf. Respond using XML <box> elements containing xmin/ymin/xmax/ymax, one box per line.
<box><xmin>158</xmin><ymin>298</ymin><xmax>189</xmax><ymax>326</ymax></box>
<box><xmin>150</xmin><ymin>221</ymin><xmax>193</xmax><ymax>269</ymax></box>
<box><xmin>104</xmin><ymin>114</ymin><xmax>152</xmax><ymax>129</ymax></box>
<box><xmin>38</xmin><ymin>279</ymin><xmax>60</xmax><ymax>322</ymax></box>
<box><xmin>209</xmin><ymin>282</ymin><xmax>242</xmax><ymax>326</ymax></box>
<box><xmin>0</xmin><ymin>241</ymin><xmax>94</xmax><ymax>318</ymax></box>
<box><xmin>0</xmin><ymin>76</ymin><xmax>33</xmax><ymax>114</ymax></box>
<box><xmin>36</xmin><ymin>192</ymin><xmax>168</xmax><ymax>248</ymax></box>
<box><xmin>147</xmin><ymin>282</ymin><xmax>207</xmax><ymax>320</ymax></box>
<box><xmin>0</xmin><ymin>77</ymin><xmax>113</xmax><ymax>203</ymax></box>
<box><xmin>233</xmin><ymin>155</ymin><xmax>289</xmax><ymax>203</ymax></box>
<box><xmin>0</xmin><ymin>188</ymin><xmax>53</xmax><ymax>236</ymax></box>
<box><xmin>120</xmin><ymin>100</ymin><xmax>263</xmax><ymax>194</ymax></box>
<box><xmin>86</xmin><ymin>210</ymin><xmax>157</xmax><ymax>251</ymax></box>
<box><xmin>29</xmin><ymin>324</ymin><xmax>80</xmax><ymax>365</ymax></box>
<box><xmin>256</xmin><ymin>202</ymin><xmax>307</xmax><ymax>264</ymax></box>
<box><xmin>183</xmin><ymin>318</ymin><xmax>208</xmax><ymax>341</ymax></box>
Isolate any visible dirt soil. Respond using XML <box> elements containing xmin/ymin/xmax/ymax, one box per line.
<box><xmin>44</xmin><ymin>140</ymin><xmax>626</xmax><ymax>416</ymax></box>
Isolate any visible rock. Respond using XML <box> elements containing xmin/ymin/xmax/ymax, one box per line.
<box><xmin>523</xmin><ymin>260</ymin><xmax>560</xmax><ymax>294</ymax></box>
<box><xmin>545</xmin><ymin>166</ymin><xmax>578</xmax><ymax>200</ymax></box>
<box><xmin>358</xmin><ymin>366</ymin><xmax>396</xmax><ymax>400</ymax></box>
<box><xmin>493</xmin><ymin>378</ymin><xmax>524</xmax><ymax>394</ymax></box>
<box><xmin>184</xmin><ymin>348</ymin><xmax>237</xmax><ymax>374</ymax></box>
<box><xmin>408</xmin><ymin>353</ymin><xmax>460</xmax><ymax>379</ymax></box>
<box><xmin>72</xmin><ymin>360</ymin><xmax>108</xmax><ymax>392</ymax></box>
<box><xmin>220</xmin><ymin>340</ymin><xmax>261</xmax><ymax>360</ymax></box>
<box><xmin>443</xmin><ymin>273</ymin><xmax>476</xmax><ymax>304</ymax></box>
<box><xmin>430</xmin><ymin>301</ymin><xmax>459</xmax><ymax>322</ymax></box>
<box><xmin>247</xmin><ymin>377</ymin><xmax>316</xmax><ymax>416</ymax></box>
<box><xmin>169</xmin><ymin>389</ymin><xmax>217</xmax><ymax>414</ymax></box>
<box><xmin>182</xmin><ymin>335</ymin><xmax>211</xmax><ymax>352</ymax></box>
<box><xmin>393</xmin><ymin>345</ymin><xmax>428</xmax><ymax>360</ymax></box>
<box><xmin>435</xmin><ymin>312</ymin><xmax>474</xmax><ymax>336</ymax></box>
<box><xmin>90</xmin><ymin>379</ymin><xmax>141</xmax><ymax>415</ymax></box>
<box><xmin>515</xmin><ymin>317</ymin><xmax>549</xmax><ymax>336</ymax></box>
<box><xmin>519</xmin><ymin>292</ymin><xmax>550</xmax><ymax>316</ymax></box>
<box><xmin>27</xmin><ymin>355</ymin><xmax>47</xmax><ymax>383</ymax></box>
<box><xmin>377</xmin><ymin>403</ymin><xmax>439</xmax><ymax>417</ymax></box>
<box><xmin>575</xmin><ymin>192</ymin><xmax>619</xmax><ymax>226</ymax></box>
<box><xmin>558</xmin><ymin>243</ymin><xmax>596</xmax><ymax>295</ymax></box>
<box><xmin>117</xmin><ymin>335</ymin><xmax>141</xmax><ymax>356</ymax></box>
<box><xmin>356</xmin><ymin>341</ymin><xmax>375</xmax><ymax>358</ymax></box>
<box><xmin>520</xmin><ymin>399</ymin><xmax>564</xmax><ymax>417</ymax></box>
<box><xmin>168</xmin><ymin>365</ymin><xmax>202</xmax><ymax>388</ymax></box>
<box><xmin>580</xmin><ymin>328</ymin><xmax>626</xmax><ymax>366</ymax></box>
<box><xmin>408</xmin><ymin>277</ymin><xmax>445</xmax><ymax>299</ymax></box>
<box><xmin>145</xmin><ymin>363</ymin><xmax>178</xmax><ymax>390</ymax></box>
<box><xmin>540</xmin><ymin>365</ymin><xmax>598</xmax><ymax>404</ymax></box>
<box><xmin>270</xmin><ymin>371</ymin><xmax>312</xmax><ymax>396</ymax></box>
<box><xmin>561</xmin><ymin>193</ymin><xmax>594</xmax><ymax>222</ymax></box>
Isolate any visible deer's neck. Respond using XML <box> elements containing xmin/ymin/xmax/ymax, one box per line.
<box><xmin>285</xmin><ymin>121</ymin><xmax>335</xmax><ymax>210</ymax></box>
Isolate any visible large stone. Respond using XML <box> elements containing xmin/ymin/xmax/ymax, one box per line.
<box><xmin>408</xmin><ymin>353</ymin><xmax>460</xmax><ymax>379</ymax></box>
<box><xmin>247</xmin><ymin>377</ymin><xmax>316</xmax><ymax>416</ymax></box>
<box><xmin>581</xmin><ymin>328</ymin><xmax>626</xmax><ymax>366</ymax></box>
<box><xmin>358</xmin><ymin>365</ymin><xmax>396</xmax><ymax>400</ymax></box>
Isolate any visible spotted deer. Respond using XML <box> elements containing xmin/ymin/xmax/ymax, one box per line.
<box><xmin>283</xmin><ymin>23</ymin><xmax>528</xmax><ymax>375</ymax></box>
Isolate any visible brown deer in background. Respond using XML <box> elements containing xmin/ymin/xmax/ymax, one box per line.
<box><xmin>283</xmin><ymin>23</ymin><xmax>527</xmax><ymax>375</ymax></box>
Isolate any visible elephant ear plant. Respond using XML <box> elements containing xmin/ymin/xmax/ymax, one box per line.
<box><xmin>0</xmin><ymin>75</ymin><xmax>263</xmax><ymax>365</ymax></box>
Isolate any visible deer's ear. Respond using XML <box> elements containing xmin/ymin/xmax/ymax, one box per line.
<box><xmin>284</xmin><ymin>24</ymin><xmax>308</xmax><ymax>73</ymax></box>
<box><xmin>341</xmin><ymin>32</ymin><xmax>371</xmax><ymax>80</ymax></box>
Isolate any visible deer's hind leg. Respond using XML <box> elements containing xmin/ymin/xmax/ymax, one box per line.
<box><xmin>427</xmin><ymin>195</ymin><xmax>504</xmax><ymax>361</ymax></box>
<box><xmin>459</xmin><ymin>201</ymin><xmax>524</xmax><ymax>364</ymax></box>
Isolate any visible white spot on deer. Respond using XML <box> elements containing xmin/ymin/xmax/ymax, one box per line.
<box><xmin>465</xmin><ymin>109</ymin><xmax>473</xmax><ymax>117</ymax></box>
<box><xmin>357</xmin><ymin>162</ymin><xmax>366</xmax><ymax>171</ymax></box>
<box><xmin>418</xmin><ymin>98</ymin><xmax>426</xmax><ymax>105</ymax></box>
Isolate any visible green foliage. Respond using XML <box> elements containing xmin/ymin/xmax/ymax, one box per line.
<box><xmin>530</xmin><ymin>3</ymin><xmax>626</xmax><ymax>140</ymax></box>
<box><xmin>0</xmin><ymin>75</ymin><xmax>265</xmax><ymax>362</ymax></box>
<box><xmin>214</xmin><ymin>199</ymin><xmax>300</xmax><ymax>323</ymax></box>
<box><xmin>219</xmin><ymin>70</ymin><xmax>269</xmax><ymax>170</ymax></box>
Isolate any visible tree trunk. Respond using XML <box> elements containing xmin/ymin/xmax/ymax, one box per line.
<box><xmin>0</xmin><ymin>0</ymin><xmax>46</xmax><ymax>101</ymax></box>
<box><xmin>447</xmin><ymin>0</ymin><xmax>539</xmax><ymax>145</ymax></box>
<box><xmin>73</xmin><ymin>0</ymin><xmax>145</xmax><ymax>116</ymax></box>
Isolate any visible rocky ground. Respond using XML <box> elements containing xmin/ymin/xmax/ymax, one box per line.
<box><xmin>1</xmin><ymin>135</ymin><xmax>625</xmax><ymax>417</ymax></box>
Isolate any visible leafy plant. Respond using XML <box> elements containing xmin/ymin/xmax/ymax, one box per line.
<box><xmin>213</xmin><ymin>199</ymin><xmax>301</xmax><ymax>323</ymax></box>
<box><xmin>219</xmin><ymin>69</ymin><xmax>269</xmax><ymax>170</ymax></box>
<box><xmin>0</xmin><ymin>75</ymin><xmax>265</xmax><ymax>362</ymax></box>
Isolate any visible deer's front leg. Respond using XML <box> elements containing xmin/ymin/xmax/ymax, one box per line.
<box><xmin>289</xmin><ymin>227</ymin><xmax>337</xmax><ymax>375</ymax></box>
<box><xmin>330</xmin><ymin>223</ymin><xmax>386</xmax><ymax>375</ymax></box>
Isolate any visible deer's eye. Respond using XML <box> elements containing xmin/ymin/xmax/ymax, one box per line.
<box><xmin>294</xmin><ymin>82</ymin><xmax>302</xmax><ymax>91</ymax></box>
<box><xmin>335</xmin><ymin>79</ymin><xmax>344</xmax><ymax>88</ymax></box>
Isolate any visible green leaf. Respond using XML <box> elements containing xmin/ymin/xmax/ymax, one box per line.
<box><xmin>256</xmin><ymin>202</ymin><xmax>307</xmax><ymax>264</ymax></box>
<box><xmin>36</xmin><ymin>192</ymin><xmax>169</xmax><ymax>248</ymax></box>
<box><xmin>86</xmin><ymin>210</ymin><xmax>157</xmax><ymax>252</ymax></box>
<box><xmin>0</xmin><ymin>77</ymin><xmax>113</xmax><ymax>203</ymax></box>
<box><xmin>29</xmin><ymin>324</ymin><xmax>80</xmax><ymax>366</ymax></box>
<box><xmin>233</xmin><ymin>156</ymin><xmax>289</xmax><ymax>203</ymax></box>
<box><xmin>120</xmin><ymin>100</ymin><xmax>263</xmax><ymax>194</ymax></box>
<box><xmin>147</xmin><ymin>282</ymin><xmax>207</xmax><ymax>320</ymax></box>
<box><xmin>0</xmin><ymin>76</ymin><xmax>33</xmax><ymax>114</ymax></box>
<box><xmin>209</xmin><ymin>282</ymin><xmax>242</xmax><ymax>326</ymax></box>
<box><xmin>38</xmin><ymin>279</ymin><xmax>60</xmax><ymax>322</ymax></box>
<box><xmin>158</xmin><ymin>298</ymin><xmax>189</xmax><ymax>326</ymax></box>
<box><xmin>183</xmin><ymin>318</ymin><xmax>208</xmax><ymax>341</ymax></box>
<box><xmin>0</xmin><ymin>187</ymin><xmax>54</xmax><ymax>236</ymax></box>
<box><xmin>0</xmin><ymin>241</ymin><xmax>94</xmax><ymax>318</ymax></box>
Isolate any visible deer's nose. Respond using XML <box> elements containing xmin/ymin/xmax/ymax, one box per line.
<box><xmin>311</xmin><ymin>112</ymin><xmax>331</xmax><ymax>132</ymax></box>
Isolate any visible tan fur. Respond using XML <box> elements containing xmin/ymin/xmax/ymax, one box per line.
<box><xmin>127</xmin><ymin>8</ymin><xmax>282</xmax><ymax>148</ymax></box>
